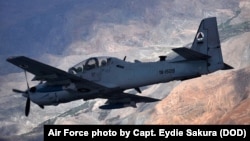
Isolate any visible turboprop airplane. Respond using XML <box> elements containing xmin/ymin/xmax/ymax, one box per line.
<box><xmin>7</xmin><ymin>17</ymin><xmax>233</xmax><ymax>116</ymax></box>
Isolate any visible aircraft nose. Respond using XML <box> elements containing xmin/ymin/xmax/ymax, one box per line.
<box><xmin>21</xmin><ymin>86</ymin><xmax>36</xmax><ymax>98</ymax></box>
<box><xmin>29</xmin><ymin>86</ymin><xmax>36</xmax><ymax>93</ymax></box>
<box><xmin>22</xmin><ymin>92</ymin><xmax>28</xmax><ymax>98</ymax></box>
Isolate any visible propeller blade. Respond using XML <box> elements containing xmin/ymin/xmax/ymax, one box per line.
<box><xmin>25</xmin><ymin>97</ymin><xmax>30</xmax><ymax>117</ymax></box>
<box><xmin>13</xmin><ymin>89</ymin><xmax>26</xmax><ymax>94</ymax></box>
<box><xmin>24</xmin><ymin>70</ymin><xmax>30</xmax><ymax>89</ymax></box>
<box><xmin>39</xmin><ymin>105</ymin><xmax>44</xmax><ymax>109</ymax></box>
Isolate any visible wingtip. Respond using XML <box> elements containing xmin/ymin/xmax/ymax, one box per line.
<box><xmin>6</xmin><ymin>56</ymin><xmax>25</xmax><ymax>62</ymax></box>
<box><xmin>7</xmin><ymin>56</ymin><xmax>19</xmax><ymax>61</ymax></box>
<box><xmin>6</xmin><ymin>56</ymin><xmax>14</xmax><ymax>61</ymax></box>
<box><xmin>147</xmin><ymin>97</ymin><xmax>161</xmax><ymax>102</ymax></box>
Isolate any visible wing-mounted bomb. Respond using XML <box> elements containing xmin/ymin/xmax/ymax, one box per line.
<box><xmin>99</xmin><ymin>99</ymin><xmax>137</xmax><ymax>109</ymax></box>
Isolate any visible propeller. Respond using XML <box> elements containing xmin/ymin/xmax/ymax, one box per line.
<box><xmin>12</xmin><ymin>89</ymin><xmax>27</xmax><ymax>94</ymax></box>
<box><xmin>12</xmin><ymin>70</ymin><xmax>31</xmax><ymax>117</ymax></box>
<box><xmin>25</xmin><ymin>96</ymin><xmax>30</xmax><ymax>117</ymax></box>
<box><xmin>24</xmin><ymin>70</ymin><xmax>31</xmax><ymax>117</ymax></box>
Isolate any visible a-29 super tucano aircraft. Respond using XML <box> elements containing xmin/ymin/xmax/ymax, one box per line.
<box><xmin>7</xmin><ymin>17</ymin><xmax>233</xmax><ymax>116</ymax></box>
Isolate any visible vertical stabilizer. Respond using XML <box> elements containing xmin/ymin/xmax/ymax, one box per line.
<box><xmin>191</xmin><ymin>17</ymin><xmax>224</xmax><ymax>72</ymax></box>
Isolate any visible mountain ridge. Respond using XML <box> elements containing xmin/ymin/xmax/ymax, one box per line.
<box><xmin>0</xmin><ymin>0</ymin><xmax>250</xmax><ymax>140</ymax></box>
<box><xmin>146</xmin><ymin>66</ymin><xmax>250</xmax><ymax>124</ymax></box>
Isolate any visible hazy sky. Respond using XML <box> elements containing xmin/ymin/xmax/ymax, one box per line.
<box><xmin>0</xmin><ymin>0</ymin><xmax>246</xmax><ymax>139</ymax></box>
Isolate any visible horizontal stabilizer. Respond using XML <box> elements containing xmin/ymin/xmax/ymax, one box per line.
<box><xmin>222</xmin><ymin>63</ymin><xmax>234</xmax><ymax>70</ymax></box>
<box><xmin>172</xmin><ymin>47</ymin><xmax>210</xmax><ymax>60</ymax></box>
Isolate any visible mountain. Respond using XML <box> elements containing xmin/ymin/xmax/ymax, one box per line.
<box><xmin>146</xmin><ymin>67</ymin><xmax>250</xmax><ymax>124</ymax></box>
<box><xmin>0</xmin><ymin>0</ymin><xmax>250</xmax><ymax>140</ymax></box>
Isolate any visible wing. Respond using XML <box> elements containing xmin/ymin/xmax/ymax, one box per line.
<box><xmin>6</xmin><ymin>56</ymin><xmax>105</xmax><ymax>89</ymax></box>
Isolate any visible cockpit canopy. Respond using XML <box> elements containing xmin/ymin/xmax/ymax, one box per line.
<box><xmin>68</xmin><ymin>57</ymin><xmax>111</xmax><ymax>74</ymax></box>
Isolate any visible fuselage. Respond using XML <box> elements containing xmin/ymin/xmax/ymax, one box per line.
<box><xmin>29</xmin><ymin>57</ymin><xmax>208</xmax><ymax>106</ymax></box>
<box><xmin>92</xmin><ymin>58</ymin><xmax>208</xmax><ymax>89</ymax></box>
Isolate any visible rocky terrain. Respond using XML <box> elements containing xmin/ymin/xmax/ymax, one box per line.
<box><xmin>0</xmin><ymin>0</ymin><xmax>250</xmax><ymax>141</ymax></box>
<box><xmin>146</xmin><ymin>67</ymin><xmax>250</xmax><ymax>124</ymax></box>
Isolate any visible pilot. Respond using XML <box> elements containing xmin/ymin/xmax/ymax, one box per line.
<box><xmin>101</xmin><ymin>60</ymin><xmax>107</xmax><ymax>66</ymax></box>
<box><xmin>68</xmin><ymin>68</ymin><xmax>77</xmax><ymax>74</ymax></box>
<box><xmin>84</xmin><ymin>58</ymin><xmax>99</xmax><ymax>70</ymax></box>
<box><xmin>76</xmin><ymin>67</ymin><xmax>83</xmax><ymax>73</ymax></box>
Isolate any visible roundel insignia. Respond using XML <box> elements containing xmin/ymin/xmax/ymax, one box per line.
<box><xmin>196</xmin><ymin>32</ymin><xmax>204</xmax><ymax>42</ymax></box>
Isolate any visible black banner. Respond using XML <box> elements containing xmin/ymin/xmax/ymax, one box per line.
<box><xmin>44</xmin><ymin>125</ymin><xmax>249</xmax><ymax>140</ymax></box>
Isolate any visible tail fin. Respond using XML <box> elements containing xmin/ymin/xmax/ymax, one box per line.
<box><xmin>191</xmin><ymin>17</ymin><xmax>233</xmax><ymax>72</ymax></box>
